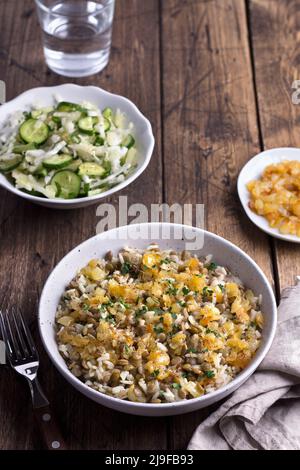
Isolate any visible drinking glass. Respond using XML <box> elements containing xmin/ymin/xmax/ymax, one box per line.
<box><xmin>35</xmin><ymin>0</ymin><xmax>115</xmax><ymax>77</ymax></box>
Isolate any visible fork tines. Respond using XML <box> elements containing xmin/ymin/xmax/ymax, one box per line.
<box><xmin>0</xmin><ymin>307</ymin><xmax>38</xmax><ymax>364</ymax></box>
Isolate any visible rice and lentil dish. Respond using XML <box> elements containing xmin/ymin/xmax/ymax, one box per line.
<box><xmin>55</xmin><ymin>245</ymin><xmax>264</xmax><ymax>403</ymax></box>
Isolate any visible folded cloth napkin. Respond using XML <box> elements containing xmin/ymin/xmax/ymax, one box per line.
<box><xmin>188</xmin><ymin>278</ymin><xmax>300</xmax><ymax>450</ymax></box>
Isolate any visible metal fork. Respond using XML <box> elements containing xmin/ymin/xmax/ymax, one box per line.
<box><xmin>0</xmin><ymin>307</ymin><xmax>66</xmax><ymax>450</ymax></box>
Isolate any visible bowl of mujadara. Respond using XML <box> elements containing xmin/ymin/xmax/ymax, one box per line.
<box><xmin>39</xmin><ymin>224</ymin><xmax>276</xmax><ymax>416</ymax></box>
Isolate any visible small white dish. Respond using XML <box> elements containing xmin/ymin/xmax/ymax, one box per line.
<box><xmin>238</xmin><ymin>147</ymin><xmax>300</xmax><ymax>243</ymax></box>
<box><xmin>39</xmin><ymin>223</ymin><xmax>277</xmax><ymax>416</ymax></box>
<box><xmin>0</xmin><ymin>84</ymin><xmax>155</xmax><ymax>209</ymax></box>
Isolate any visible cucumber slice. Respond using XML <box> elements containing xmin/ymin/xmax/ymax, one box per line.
<box><xmin>70</xmin><ymin>132</ymin><xmax>81</xmax><ymax>144</ymax></box>
<box><xmin>102</xmin><ymin>160</ymin><xmax>112</xmax><ymax>177</ymax></box>
<box><xmin>0</xmin><ymin>155</ymin><xmax>23</xmax><ymax>172</ymax></box>
<box><xmin>102</xmin><ymin>107</ymin><xmax>113</xmax><ymax>119</ymax></box>
<box><xmin>64</xmin><ymin>159</ymin><xmax>82</xmax><ymax>172</ymax></box>
<box><xmin>126</xmin><ymin>147</ymin><xmax>137</xmax><ymax>165</ymax></box>
<box><xmin>103</xmin><ymin>117</ymin><xmax>110</xmax><ymax>132</ymax></box>
<box><xmin>51</xmin><ymin>116</ymin><xmax>62</xmax><ymax>126</ymax></box>
<box><xmin>78</xmin><ymin>116</ymin><xmax>95</xmax><ymax>134</ymax></box>
<box><xmin>94</xmin><ymin>135</ymin><xmax>104</xmax><ymax>146</ymax></box>
<box><xmin>79</xmin><ymin>182</ymin><xmax>91</xmax><ymax>197</ymax></box>
<box><xmin>56</xmin><ymin>102</ymin><xmax>79</xmax><ymax>112</ymax></box>
<box><xmin>78</xmin><ymin>162</ymin><xmax>106</xmax><ymax>177</ymax></box>
<box><xmin>34</xmin><ymin>167</ymin><xmax>48</xmax><ymax>177</ymax></box>
<box><xmin>122</xmin><ymin>134</ymin><xmax>135</xmax><ymax>149</ymax></box>
<box><xmin>19</xmin><ymin>119</ymin><xmax>49</xmax><ymax>144</ymax></box>
<box><xmin>13</xmin><ymin>143</ymin><xmax>36</xmax><ymax>154</ymax></box>
<box><xmin>43</xmin><ymin>153</ymin><xmax>73</xmax><ymax>170</ymax></box>
<box><xmin>56</xmin><ymin>102</ymin><xmax>88</xmax><ymax>114</ymax></box>
<box><xmin>51</xmin><ymin>170</ymin><xmax>81</xmax><ymax>199</ymax></box>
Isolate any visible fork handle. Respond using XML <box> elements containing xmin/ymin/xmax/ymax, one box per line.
<box><xmin>28</xmin><ymin>377</ymin><xmax>50</xmax><ymax>408</ymax></box>
<box><xmin>34</xmin><ymin>404</ymin><xmax>67</xmax><ymax>450</ymax></box>
<box><xmin>28</xmin><ymin>378</ymin><xmax>67</xmax><ymax>450</ymax></box>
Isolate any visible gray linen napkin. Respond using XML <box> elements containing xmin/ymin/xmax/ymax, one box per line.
<box><xmin>188</xmin><ymin>278</ymin><xmax>300</xmax><ymax>450</ymax></box>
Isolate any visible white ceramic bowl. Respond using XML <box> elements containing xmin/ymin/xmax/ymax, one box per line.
<box><xmin>39</xmin><ymin>223</ymin><xmax>277</xmax><ymax>416</ymax></box>
<box><xmin>238</xmin><ymin>147</ymin><xmax>300</xmax><ymax>243</ymax></box>
<box><xmin>0</xmin><ymin>84</ymin><xmax>154</xmax><ymax>209</ymax></box>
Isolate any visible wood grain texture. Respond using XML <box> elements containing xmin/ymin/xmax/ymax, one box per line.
<box><xmin>160</xmin><ymin>0</ymin><xmax>274</xmax><ymax>448</ymax></box>
<box><xmin>0</xmin><ymin>0</ymin><xmax>165</xmax><ymax>450</ymax></box>
<box><xmin>249</xmin><ymin>0</ymin><xmax>300</xmax><ymax>291</ymax></box>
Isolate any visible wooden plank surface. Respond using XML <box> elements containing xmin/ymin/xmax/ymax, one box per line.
<box><xmin>160</xmin><ymin>0</ymin><xmax>274</xmax><ymax>448</ymax></box>
<box><xmin>249</xmin><ymin>0</ymin><xmax>300</xmax><ymax>291</ymax></box>
<box><xmin>0</xmin><ymin>0</ymin><xmax>166</xmax><ymax>450</ymax></box>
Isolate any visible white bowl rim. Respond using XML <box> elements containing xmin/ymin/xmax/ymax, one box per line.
<box><xmin>0</xmin><ymin>83</ymin><xmax>155</xmax><ymax>205</ymax></box>
<box><xmin>39</xmin><ymin>222</ymin><xmax>277</xmax><ymax>410</ymax></box>
<box><xmin>237</xmin><ymin>146</ymin><xmax>300</xmax><ymax>243</ymax></box>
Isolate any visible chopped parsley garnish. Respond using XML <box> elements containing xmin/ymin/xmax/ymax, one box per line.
<box><xmin>153</xmin><ymin>308</ymin><xmax>164</xmax><ymax>315</ymax></box>
<box><xmin>171</xmin><ymin>313</ymin><xmax>177</xmax><ymax>319</ymax></box>
<box><xmin>135</xmin><ymin>305</ymin><xmax>148</xmax><ymax>318</ymax></box>
<box><xmin>182</xmin><ymin>371</ymin><xmax>188</xmax><ymax>378</ymax></box>
<box><xmin>171</xmin><ymin>324</ymin><xmax>180</xmax><ymax>335</ymax></box>
<box><xmin>154</xmin><ymin>325</ymin><xmax>164</xmax><ymax>334</ymax></box>
<box><xmin>106</xmin><ymin>314</ymin><xmax>116</xmax><ymax>324</ymax></box>
<box><xmin>119</xmin><ymin>299</ymin><xmax>130</xmax><ymax>309</ymax></box>
<box><xmin>99</xmin><ymin>300</ymin><xmax>113</xmax><ymax>310</ymax></box>
<box><xmin>152</xmin><ymin>370</ymin><xmax>160</xmax><ymax>377</ymax></box>
<box><xmin>82</xmin><ymin>303</ymin><xmax>89</xmax><ymax>311</ymax></box>
<box><xmin>182</xmin><ymin>286</ymin><xmax>190</xmax><ymax>295</ymax></box>
<box><xmin>204</xmin><ymin>370</ymin><xmax>215</xmax><ymax>378</ymax></box>
<box><xmin>167</xmin><ymin>285</ymin><xmax>178</xmax><ymax>296</ymax></box>
<box><xmin>161</xmin><ymin>258</ymin><xmax>171</xmax><ymax>264</ymax></box>
<box><xmin>159</xmin><ymin>391</ymin><xmax>165</xmax><ymax>398</ymax></box>
<box><xmin>202</xmin><ymin>286</ymin><xmax>213</xmax><ymax>301</ymax></box>
<box><xmin>120</xmin><ymin>261</ymin><xmax>132</xmax><ymax>275</ymax></box>
<box><xmin>206</xmin><ymin>262</ymin><xmax>217</xmax><ymax>271</ymax></box>
<box><xmin>172</xmin><ymin>383</ymin><xmax>182</xmax><ymax>390</ymax></box>
<box><xmin>187</xmin><ymin>347</ymin><xmax>197</xmax><ymax>353</ymax></box>
<box><xmin>206</xmin><ymin>328</ymin><xmax>221</xmax><ymax>337</ymax></box>
<box><xmin>178</xmin><ymin>300</ymin><xmax>186</xmax><ymax>307</ymax></box>
<box><xmin>218</xmin><ymin>284</ymin><xmax>225</xmax><ymax>292</ymax></box>
<box><xmin>124</xmin><ymin>344</ymin><xmax>131</xmax><ymax>353</ymax></box>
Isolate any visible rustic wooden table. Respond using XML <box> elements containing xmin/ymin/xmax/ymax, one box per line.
<box><xmin>0</xmin><ymin>0</ymin><xmax>299</xmax><ymax>450</ymax></box>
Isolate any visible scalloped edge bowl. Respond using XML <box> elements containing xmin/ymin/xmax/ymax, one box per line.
<box><xmin>0</xmin><ymin>84</ymin><xmax>155</xmax><ymax>209</ymax></box>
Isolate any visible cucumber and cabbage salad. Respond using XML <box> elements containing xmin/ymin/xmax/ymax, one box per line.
<box><xmin>0</xmin><ymin>100</ymin><xmax>137</xmax><ymax>199</ymax></box>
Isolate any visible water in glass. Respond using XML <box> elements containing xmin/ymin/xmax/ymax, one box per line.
<box><xmin>37</xmin><ymin>0</ymin><xmax>115</xmax><ymax>77</ymax></box>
